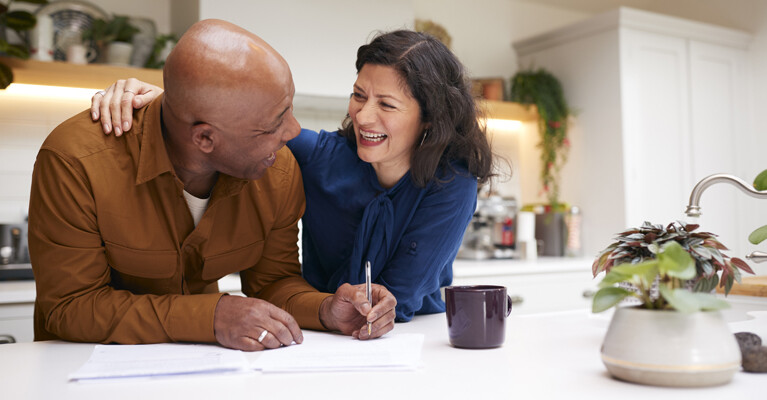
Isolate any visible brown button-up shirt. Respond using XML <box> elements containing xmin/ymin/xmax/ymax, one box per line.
<box><xmin>29</xmin><ymin>95</ymin><xmax>331</xmax><ymax>344</ymax></box>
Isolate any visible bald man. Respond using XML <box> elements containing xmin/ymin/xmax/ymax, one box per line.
<box><xmin>28</xmin><ymin>19</ymin><xmax>396</xmax><ymax>351</ymax></box>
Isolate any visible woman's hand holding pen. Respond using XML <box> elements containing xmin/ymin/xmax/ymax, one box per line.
<box><xmin>319</xmin><ymin>283</ymin><xmax>397</xmax><ymax>340</ymax></box>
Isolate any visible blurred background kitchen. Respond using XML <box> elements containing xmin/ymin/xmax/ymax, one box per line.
<box><xmin>2</xmin><ymin>0</ymin><xmax>767</xmax><ymax>274</ymax></box>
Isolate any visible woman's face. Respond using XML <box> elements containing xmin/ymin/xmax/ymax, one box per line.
<box><xmin>348</xmin><ymin>64</ymin><xmax>426</xmax><ymax>174</ymax></box>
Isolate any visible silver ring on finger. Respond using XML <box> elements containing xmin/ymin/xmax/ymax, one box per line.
<box><xmin>95</xmin><ymin>90</ymin><xmax>106</xmax><ymax>97</ymax></box>
<box><xmin>257</xmin><ymin>329</ymin><xmax>268</xmax><ymax>343</ymax></box>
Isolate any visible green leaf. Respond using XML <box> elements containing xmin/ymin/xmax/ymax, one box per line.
<box><xmin>754</xmin><ymin>169</ymin><xmax>767</xmax><ymax>191</ymax></box>
<box><xmin>693</xmin><ymin>275</ymin><xmax>719</xmax><ymax>293</ymax></box>
<box><xmin>0</xmin><ymin>62</ymin><xmax>13</xmax><ymax>89</ymax></box>
<box><xmin>748</xmin><ymin>225</ymin><xmax>767</xmax><ymax>245</ymax></box>
<box><xmin>607</xmin><ymin>260</ymin><xmax>659</xmax><ymax>287</ymax></box>
<box><xmin>658</xmin><ymin>241</ymin><xmax>695</xmax><ymax>280</ymax></box>
<box><xmin>693</xmin><ymin>293</ymin><xmax>730</xmax><ymax>311</ymax></box>
<box><xmin>1</xmin><ymin>44</ymin><xmax>29</xmax><ymax>59</ymax></box>
<box><xmin>659</xmin><ymin>285</ymin><xmax>699</xmax><ymax>313</ymax></box>
<box><xmin>5</xmin><ymin>11</ymin><xmax>36</xmax><ymax>31</ymax></box>
<box><xmin>592</xmin><ymin>287</ymin><xmax>634</xmax><ymax>313</ymax></box>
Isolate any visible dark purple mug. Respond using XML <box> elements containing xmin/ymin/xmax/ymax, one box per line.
<box><xmin>445</xmin><ymin>285</ymin><xmax>513</xmax><ymax>349</ymax></box>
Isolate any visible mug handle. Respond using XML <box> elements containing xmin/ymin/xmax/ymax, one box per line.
<box><xmin>506</xmin><ymin>294</ymin><xmax>513</xmax><ymax>317</ymax></box>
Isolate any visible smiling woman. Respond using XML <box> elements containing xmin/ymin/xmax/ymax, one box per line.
<box><xmin>89</xmin><ymin>29</ymin><xmax>495</xmax><ymax>322</ymax></box>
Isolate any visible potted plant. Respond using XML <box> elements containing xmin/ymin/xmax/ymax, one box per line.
<box><xmin>591</xmin><ymin>222</ymin><xmax>755</xmax><ymax>387</ymax></box>
<box><xmin>0</xmin><ymin>0</ymin><xmax>48</xmax><ymax>88</ymax></box>
<box><xmin>748</xmin><ymin>168</ymin><xmax>767</xmax><ymax>245</ymax></box>
<box><xmin>82</xmin><ymin>15</ymin><xmax>138</xmax><ymax>65</ymax></box>
<box><xmin>510</xmin><ymin>68</ymin><xmax>574</xmax><ymax>256</ymax></box>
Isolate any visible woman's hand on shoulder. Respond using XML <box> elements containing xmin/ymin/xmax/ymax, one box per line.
<box><xmin>90</xmin><ymin>78</ymin><xmax>164</xmax><ymax>136</ymax></box>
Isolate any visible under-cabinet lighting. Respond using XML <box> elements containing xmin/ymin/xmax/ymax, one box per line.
<box><xmin>484</xmin><ymin>118</ymin><xmax>522</xmax><ymax>132</ymax></box>
<box><xmin>3</xmin><ymin>83</ymin><xmax>101</xmax><ymax>99</ymax></box>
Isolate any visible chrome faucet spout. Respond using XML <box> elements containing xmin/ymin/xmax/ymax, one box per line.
<box><xmin>685</xmin><ymin>173</ymin><xmax>767</xmax><ymax>217</ymax></box>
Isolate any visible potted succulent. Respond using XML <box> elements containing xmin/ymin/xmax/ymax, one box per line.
<box><xmin>591</xmin><ymin>222</ymin><xmax>755</xmax><ymax>387</ymax></box>
<box><xmin>510</xmin><ymin>68</ymin><xmax>574</xmax><ymax>256</ymax></box>
<box><xmin>82</xmin><ymin>15</ymin><xmax>138</xmax><ymax>65</ymax></box>
<box><xmin>0</xmin><ymin>0</ymin><xmax>48</xmax><ymax>88</ymax></box>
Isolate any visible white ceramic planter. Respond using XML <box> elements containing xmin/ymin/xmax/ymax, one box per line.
<box><xmin>601</xmin><ymin>306</ymin><xmax>741</xmax><ymax>387</ymax></box>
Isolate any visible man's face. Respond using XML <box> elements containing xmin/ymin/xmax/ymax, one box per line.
<box><xmin>208</xmin><ymin>79</ymin><xmax>301</xmax><ymax>181</ymax></box>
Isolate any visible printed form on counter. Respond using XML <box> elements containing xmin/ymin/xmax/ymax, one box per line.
<box><xmin>69</xmin><ymin>332</ymin><xmax>424</xmax><ymax>382</ymax></box>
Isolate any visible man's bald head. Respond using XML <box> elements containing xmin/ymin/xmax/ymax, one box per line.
<box><xmin>162</xmin><ymin>19</ymin><xmax>293</xmax><ymax>125</ymax></box>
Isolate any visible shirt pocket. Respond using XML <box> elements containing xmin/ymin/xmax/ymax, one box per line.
<box><xmin>104</xmin><ymin>241</ymin><xmax>178</xmax><ymax>279</ymax></box>
<box><xmin>201</xmin><ymin>240</ymin><xmax>264</xmax><ymax>281</ymax></box>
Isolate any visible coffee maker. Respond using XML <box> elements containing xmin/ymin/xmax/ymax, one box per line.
<box><xmin>0</xmin><ymin>221</ymin><xmax>33</xmax><ymax>280</ymax></box>
<box><xmin>457</xmin><ymin>195</ymin><xmax>517</xmax><ymax>260</ymax></box>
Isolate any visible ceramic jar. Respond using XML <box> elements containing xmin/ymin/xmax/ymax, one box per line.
<box><xmin>601</xmin><ymin>306</ymin><xmax>741</xmax><ymax>387</ymax></box>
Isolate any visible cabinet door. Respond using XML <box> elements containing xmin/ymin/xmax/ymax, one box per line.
<box><xmin>621</xmin><ymin>28</ymin><xmax>693</xmax><ymax>227</ymax></box>
<box><xmin>0</xmin><ymin>303</ymin><xmax>34</xmax><ymax>343</ymax></box>
<box><xmin>688</xmin><ymin>40</ymin><xmax>749</xmax><ymax>257</ymax></box>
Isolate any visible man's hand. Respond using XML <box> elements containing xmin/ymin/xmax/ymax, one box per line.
<box><xmin>319</xmin><ymin>283</ymin><xmax>397</xmax><ymax>340</ymax></box>
<box><xmin>213</xmin><ymin>295</ymin><xmax>303</xmax><ymax>351</ymax></box>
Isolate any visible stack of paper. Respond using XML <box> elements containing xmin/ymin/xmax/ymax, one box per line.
<box><xmin>69</xmin><ymin>343</ymin><xmax>249</xmax><ymax>382</ymax></box>
<box><xmin>69</xmin><ymin>332</ymin><xmax>424</xmax><ymax>382</ymax></box>
<box><xmin>251</xmin><ymin>332</ymin><xmax>424</xmax><ymax>372</ymax></box>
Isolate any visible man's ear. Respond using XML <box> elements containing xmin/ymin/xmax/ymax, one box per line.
<box><xmin>190</xmin><ymin>123</ymin><xmax>215</xmax><ymax>154</ymax></box>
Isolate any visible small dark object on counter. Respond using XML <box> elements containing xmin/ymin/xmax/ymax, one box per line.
<box><xmin>735</xmin><ymin>332</ymin><xmax>767</xmax><ymax>373</ymax></box>
<box><xmin>735</xmin><ymin>332</ymin><xmax>762</xmax><ymax>353</ymax></box>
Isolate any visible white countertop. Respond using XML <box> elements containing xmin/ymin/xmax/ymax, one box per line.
<box><xmin>0</xmin><ymin>307</ymin><xmax>765</xmax><ymax>399</ymax></box>
<box><xmin>0</xmin><ymin>257</ymin><xmax>594</xmax><ymax>305</ymax></box>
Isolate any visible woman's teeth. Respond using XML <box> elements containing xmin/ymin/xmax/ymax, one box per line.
<box><xmin>362</xmin><ymin>132</ymin><xmax>387</xmax><ymax>142</ymax></box>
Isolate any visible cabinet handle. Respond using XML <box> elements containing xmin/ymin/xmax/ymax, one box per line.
<box><xmin>0</xmin><ymin>334</ymin><xmax>16</xmax><ymax>344</ymax></box>
<box><xmin>509</xmin><ymin>295</ymin><xmax>524</xmax><ymax>305</ymax></box>
<box><xmin>582</xmin><ymin>289</ymin><xmax>596</xmax><ymax>298</ymax></box>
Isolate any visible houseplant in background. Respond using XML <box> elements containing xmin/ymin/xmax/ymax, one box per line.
<box><xmin>748</xmin><ymin>168</ymin><xmax>767</xmax><ymax>246</ymax></box>
<box><xmin>592</xmin><ymin>222</ymin><xmax>755</xmax><ymax>387</ymax></box>
<box><xmin>82</xmin><ymin>14</ymin><xmax>138</xmax><ymax>66</ymax></box>
<box><xmin>0</xmin><ymin>0</ymin><xmax>48</xmax><ymax>89</ymax></box>
<box><xmin>510</xmin><ymin>68</ymin><xmax>574</xmax><ymax>256</ymax></box>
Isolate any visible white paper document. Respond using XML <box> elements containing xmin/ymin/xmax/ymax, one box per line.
<box><xmin>69</xmin><ymin>343</ymin><xmax>249</xmax><ymax>382</ymax></box>
<box><xmin>251</xmin><ymin>332</ymin><xmax>424</xmax><ymax>373</ymax></box>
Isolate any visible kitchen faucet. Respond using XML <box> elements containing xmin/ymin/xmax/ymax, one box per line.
<box><xmin>685</xmin><ymin>173</ymin><xmax>767</xmax><ymax>263</ymax></box>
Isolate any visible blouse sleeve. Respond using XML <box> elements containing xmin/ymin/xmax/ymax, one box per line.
<box><xmin>380</xmin><ymin>175</ymin><xmax>477</xmax><ymax>321</ymax></box>
<box><xmin>286</xmin><ymin>129</ymin><xmax>321</xmax><ymax>165</ymax></box>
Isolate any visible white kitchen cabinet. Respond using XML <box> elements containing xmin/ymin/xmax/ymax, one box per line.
<box><xmin>513</xmin><ymin>7</ymin><xmax>754</xmax><ymax>263</ymax></box>
<box><xmin>450</xmin><ymin>258</ymin><xmax>598</xmax><ymax>314</ymax></box>
<box><xmin>0</xmin><ymin>281</ymin><xmax>36</xmax><ymax>343</ymax></box>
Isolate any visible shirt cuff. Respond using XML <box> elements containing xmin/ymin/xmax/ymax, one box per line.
<box><xmin>167</xmin><ymin>292</ymin><xmax>225</xmax><ymax>343</ymax></box>
<box><xmin>286</xmin><ymin>292</ymin><xmax>334</xmax><ymax>331</ymax></box>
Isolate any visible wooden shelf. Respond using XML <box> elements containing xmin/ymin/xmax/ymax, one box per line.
<box><xmin>0</xmin><ymin>57</ymin><xmax>163</xmax><ymax>89</ymax></box>
<box><xmin>0</xmin><ymin>57</ymin><xmax>538</xmax><ymax>122</ymax></box>
<box><xmin>480</xmin><ymin>99</ymin><xmax>538</xmax><ymax>121</ymax></box>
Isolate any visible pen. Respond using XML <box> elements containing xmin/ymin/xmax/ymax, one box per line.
<box><xmin>365</xmin><ymin>260</ymin><xmax>372</xmax><ymax>336</ymax></box>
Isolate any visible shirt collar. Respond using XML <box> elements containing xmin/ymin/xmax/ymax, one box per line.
<box><xmin>134</xmin><ymin>95</ymin><xmax>249</xmax><ymax>197</ymax></box>
<box><xmin>135</xmin><ymin>94</ymin><xmax>174</xmax><ymax>185</ymax></box>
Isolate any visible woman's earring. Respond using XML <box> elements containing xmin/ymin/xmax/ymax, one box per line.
<box><xmin>420</xmin><ymin>129</ymin><xmax>429</xmax><ymax>147</ymax></box>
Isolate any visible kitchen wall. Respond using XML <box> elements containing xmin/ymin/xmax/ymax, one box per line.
<box><xmin>2</xmin><ymin>0</ymin><xmax>767</xmax><ymax>274</ymax></box>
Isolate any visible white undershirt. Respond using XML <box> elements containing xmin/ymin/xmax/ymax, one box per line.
<box><xmin>183</xmin><ymin>190</ymin><xmax>210</xmax><ymax>226</ymax></box>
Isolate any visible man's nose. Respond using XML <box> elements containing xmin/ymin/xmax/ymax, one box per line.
<box><xmin>283</xmin><ymin>113</ymin><xmax>301</xmax><ymax>143</ymax></box>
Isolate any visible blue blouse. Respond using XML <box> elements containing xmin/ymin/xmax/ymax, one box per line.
<box><xmin>287</xmin><ymin>129</ymin><xmax>477</xmax><ymax>321</ymax></box>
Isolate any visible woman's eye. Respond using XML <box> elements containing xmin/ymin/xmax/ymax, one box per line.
<box><xmin>351</xmin><ymin>92</ymin><xmax>364</xmax><ymax>100</ymax></box>
<box><xmin>381</xmin><ymin>102</ymin><xmax>395</xmax><ymax>109</ymax></box>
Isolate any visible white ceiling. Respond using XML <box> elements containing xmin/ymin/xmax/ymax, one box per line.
<box><xmin>514</xmin><ymin>0</ymin><xmax>766</xmax><ymax>32</ymax></box>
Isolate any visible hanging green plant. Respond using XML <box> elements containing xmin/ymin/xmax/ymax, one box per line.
<box><xmin>0</xmin><ymin>0</ymin><xmax>49</xmax><ymax>89</ymax></box>
<box><xmin>510</xmin><ymin>68</ymin><xmax>571</xmax><ymax>209</ymax></box>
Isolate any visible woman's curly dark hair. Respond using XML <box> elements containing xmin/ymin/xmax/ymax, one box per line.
<box><xmin>339</xmin><ymin>30</ymin><xmax>494</xmax><ymax>187</ymax></box>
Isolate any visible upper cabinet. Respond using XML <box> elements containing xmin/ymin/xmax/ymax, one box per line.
<box><xmin>513</xmin><ymin>7</ymin><xmax>753</xmax><ymax>259</ymax></box>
